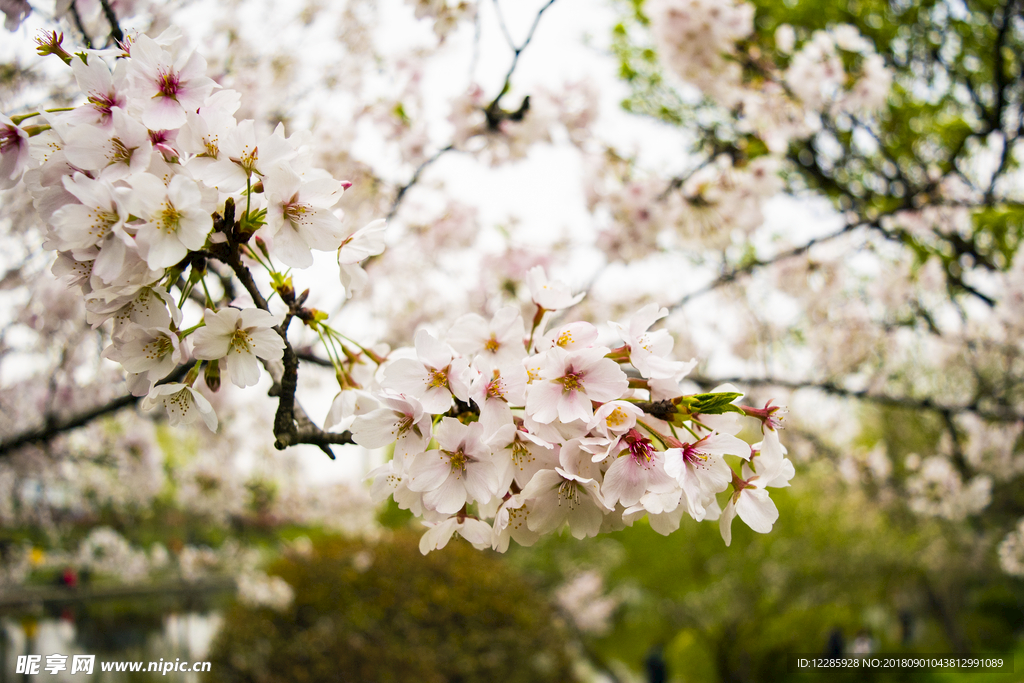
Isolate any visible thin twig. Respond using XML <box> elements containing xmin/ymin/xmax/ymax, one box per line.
<box><xmin>490</xmin><ymin>0</ymin><xmax>516</xmax><ymax>52</ymax></box>
<box><xmin>387</xmin><ymin>144</ymin><xmax>455</xmax><ymax>221</ymax></box>
<box><xmin>67</xmin><ymin>0</ymin><xmax>93</xmax><ymax>49</ymax></box>
<box><xmin>670</xmin><ymin>219</ymin><xmax>865</xmax><ymax>310</ymax></box>
<box><xmin>96</xmin><ymin>0</ymin><xmax>124</xmax><ymax>44</ymax></box>
<box><xmin>658</xmin><ymin>154</ymin><xmax>717</xmax><ymax>201</ymax></box>
<box><xmin>391</xmin><ymin>1</ymin><xmax>558</xmax><ymax>221</ymax></box>
<box><xmin>468</xmin><ymin>0</ymin><xmax>482</xmax><ymax>80</ymax></box>
<box><xmin>486</xmin><ymin>0</ymin><xmax>558</xmax><ymax>110</ymax></box>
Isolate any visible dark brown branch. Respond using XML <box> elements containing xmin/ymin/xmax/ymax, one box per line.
<box><xmin>990</xmin><ymin>0</ymin><xmax>1016</xmax><ymax>133</ymax></box>
<box><xmin>941</xmin><ymin>409</ymin><xmax>970</xmax><ymax>476</ymax></box>
<box><xmin>96</xmin><ymin>0</ymin><xmax>124</xmax><ymax>44</ymax></box>
<box><xmin>0</xmin><ymin>394</ymin><xmax>135</xmax><ymax>457</ymax></box>
<box><xmin>267</xmin><ymin>349</ymin><xmax>354</xmax><ymax>456</ymax></box>
<box><xmin>932</xmin><ymin>47</ymin><xmax>990</xmax><ymax>129</ymax></box>
<box><xmin>632</xmin><ymin>400</ymin><xmax>677</xmax><ymax>422</ymax></box>
<box><xmin>271</xmin><ymin>342</ymin><xmax>301</xmax><ymax>446</ymax></box>
<box><xmin>269</xmin><ymin>341</ymin><xmax>353</xmax><ymax>459</ymax></box>
<box><xmin>67</xmin><ymin>0</ymin><xmax>93</xmax><ymax>49</ymax></box>
<box><xmin>223</xmin><ymin>253</ymin><xmax>271</xmax><ymax>311</ymax></box>
<box><xmin>985</xmin><ymin>0</ymin><xmax>1021</xmax><ymax>199</ymax></box>
<box><xmin>848</xmin><ymin>113</ymin><xmax>923</xmax><ymax>192</ymax></box>
<box><xmin>670</xmin><ymin>219</ymin><xmax>865</xmax><ymax>310</ymax></box>
<box><xmin>276</xmin><ymin>429</ymin><xmax>355</xmax><ymax>451</ymax></box>
<box><xmin>294</xmin><ymin>350</ymin><xmax>332</xmax><ymax>367</ymax></box>
<box><xmin>486</xmin><ymin>0</ymin><xmax>558</xmax><ymax>111</ymax></box>
<box><xmin>690</xmin><ymin>374</ymin><xmax>1024</xmax><ymax>424</ymax></box>
<box><xmin>214</xmin><ymin>213</ymin><xmax>351</xmax><ymax>459</ymax></box>
<box><xmin>0</xmin><ymin>365</ymin><xmax>189</xmax><ymax>458</ymax></box>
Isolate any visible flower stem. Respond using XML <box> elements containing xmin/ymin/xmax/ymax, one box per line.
<box><xmin>178</xmin><ymin>321</ymin><xmax>206</xmax><ymax>338</ymax></box>
<box><xmin>636</xmin><ymin>419</ymin><xmax>668</xmax><ymax>449</ymax></box>
<box><xmin>199</xmin><ymin>277</ymin><xmax>215</xmax><ymax>308</ymax></box>
<box><xmin>11</xmin><ymin>108</ymin><xmax>74</xmax><ymax>125</ymax></box>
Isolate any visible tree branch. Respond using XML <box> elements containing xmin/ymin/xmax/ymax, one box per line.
<box><xmin>212</xmin><ymin>209</ymin><xmax>353</xmax><ymax>458</ymax></box>
<box><xmin>268</xmin><ymin>342</ymin><xmax>356</xmax><ymax>457</ymax></box>
<box><xmin>690</xmin><ymin>374</ymin><xmax>1024</xmax><ymax>423</ymax></box>
<box><xmin>67</xmin><ymin>0</ymin><xmax>93</xmax><ymax>49</ymax></box>
<box><xmin>486</xmin><ymin>0</ymin><xmax>558</xmax><ymax>111</ymax></box>
<box><xmin>984</xmin><ymin>0</ymin><xmax>1021</xmax><ymax>199</ymax></box>
<box><xmin>670</xmin><ymin>219</ymin><xmax>866</xmax><ymax>310</ymax></box>
<box><xmin>989</xmin><ymin>0</ymin><xmax>1015</xmax><ymax>133</ymax></box>
<box><xmin>0</xmin><ymin>365</ymin><xmax>189</xmax><ymax>458</ymax></box>
<box><xmin>96</xmin><ymin>0</ymin><xmax>124</xmax><ymax>44</ymax></box>
<box><xmin>387</xmin><ymin>144</ymin><xmax>455</xmax><ymax>221</ymax></box>
<box><xmin>389</xmin><ymin>1</ymin><xmax>558</xmax><ymax>222</ymax></box>
<box><xmin>490</xmin><ymin>0</ymin><xmax>517</xmax><ymax>52</ymax></box>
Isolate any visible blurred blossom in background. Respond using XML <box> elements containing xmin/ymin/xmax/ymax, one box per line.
<box><xmin>1</xmin><ymin>0</ymin><xmax>1023</xmax><ymax>681</ymax></box>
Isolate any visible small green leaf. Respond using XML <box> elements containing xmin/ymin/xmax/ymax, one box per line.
<box><xmin>676</xmin><ymin>392</ymin><xmax>745</xmax><ymax>415</ymax></box>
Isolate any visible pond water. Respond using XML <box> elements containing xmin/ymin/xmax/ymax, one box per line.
<box><xmin>1</xmin><ymin>605</ymin><xmax>223</xmax><ymax>681</ymax></box>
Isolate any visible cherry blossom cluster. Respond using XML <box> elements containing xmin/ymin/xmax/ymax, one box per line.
<box><xmin>407</xmin><ymin>0</ymin><xmax>476</xmax><ymax>41</ymax></box>
<box><xmin>644</xmin><ymin>0</ymin><xmax>755</xmax><ymax>107</ymax></box>
<box><xmin>644</xmin><ymin>0</ymin><xmax>892</xmax><ymax>151</ymax></box>
<box><xmin>998</xmin><ymin>518</ymin><xmax>1024</xmax><ymax>577</ymax></box>
<box><xmin>783</xmin><ymin>24</ymin><xmax>892</xmax><ymax>116</ymax></box>
<box><xmin>0</xmin><ymin>17</ymin><xmax>799</xmax><ymax>559</ymax></box>
<box><xmin>554</xmin><ymin>571</ymin><xmax>620</xmax><ymax>635</ymax></box>
<box><xmin>589</xmin><ymin>152</ymin><xmax>784</xmax><ymax>261</ymax></box>
<box><xmin>2</xmin><ymin>28</ymin><xmax>384</xmax><ymax>431</ymax></box>
<box><xmin>904</xmin><ymin>454</ymin><xmax>992</xmax><ymax>521</ymax></box>
<box><xmin>338</xmin><ymin>267</ymin><xmax>793</xmax><ymax>553</ymax></box>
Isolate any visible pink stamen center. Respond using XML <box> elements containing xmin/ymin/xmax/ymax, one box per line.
<box><xmin>0</xmin><ymin>126</ymin><xmax>19</xmax><ymax>153</ymax></box>
<box><xmin>87</xmin><ymin>94</ymin><xmax>118</xmax><ymax>116</ymax></box>
<box><xmin>682</xmin><ymin>440</ymin><xmax>709</xmax><ymax>466</ymax></box>
<box><xmin>158</xmin><ymin>71</ymin><xmax>181</xmax><ymax>99</ymax></box>
<box><xmin>624</xmin><ymin>428</ymin><xmax>655</xmax><ymax>465</ymax></box>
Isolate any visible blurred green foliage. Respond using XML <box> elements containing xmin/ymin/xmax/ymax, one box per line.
<box><xmin>509</xmin><ymin>456</ymin><xmax>1024</xmax><ymax>683</ymax></box>
<box><xmin>614</xmin><ymin>0</ymin><xmax>1024</xmax><ymax>302</ymax></box>
<box><xmin>601</xmin><ymin>5</ymin><xmax>1024</xmax><ymax>676</ymax></box>
<box><xmin>206</xmin><ymin>532</ymin><xmax>577</xmax><ymax>683</ymax></box>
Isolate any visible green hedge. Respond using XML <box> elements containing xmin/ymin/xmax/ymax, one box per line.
<box><xmin>207</xmin><ymin>532</ymin><xmax>576</xmax><ymax>683</ymax></box>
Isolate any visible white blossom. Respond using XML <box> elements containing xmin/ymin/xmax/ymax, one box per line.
<box><xmin>140</xmin><ymin>383</ymin><xmax>218</xmax><ymax>431</ymax></box>
<box><xmin>191</xmin><ymin>308</ymin><xmax>285</xmax><ymax>388</ymax></box>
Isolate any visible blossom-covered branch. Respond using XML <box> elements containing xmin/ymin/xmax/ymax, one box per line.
<box><xmin>0</xmin><ymin>26</ymin><xmax>793</xmax><ymax>556</ymax></box>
